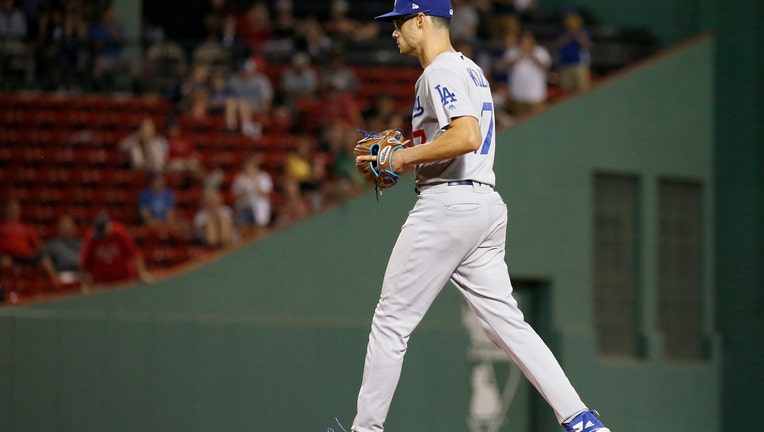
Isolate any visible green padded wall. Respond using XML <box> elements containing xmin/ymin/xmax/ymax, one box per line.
<box><xmin>538</xmin><ymin>1</ymin><xmax>764</xmax><ymax>429</ymax></box>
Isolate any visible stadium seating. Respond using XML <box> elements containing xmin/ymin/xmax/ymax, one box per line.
<box><xmin>0</xmin><ymin>65</ymin><xmax>424</xmax><ymax>304</ymax></box>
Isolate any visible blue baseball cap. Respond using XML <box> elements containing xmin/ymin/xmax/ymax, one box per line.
<box><xmin>375</xmin><ymin>0</ymin><xmax>454</xmax><ymax>21</ymax></box>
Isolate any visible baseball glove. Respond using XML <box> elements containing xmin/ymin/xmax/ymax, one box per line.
<box><xmin>354</xmin><ymin>129</ymin><xmax>410</xmax><ymax>193</ymax></box>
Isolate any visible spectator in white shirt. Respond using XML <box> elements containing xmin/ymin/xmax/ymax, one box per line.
<box><xmin>500</xmin><ymin>30</ymin><xmax>551</xmax><ymax>116</ymax></box>
<box><xmin>231</xmin><ymin>156</ymin><xmax>273</xmax><ymax>235</ymax></box>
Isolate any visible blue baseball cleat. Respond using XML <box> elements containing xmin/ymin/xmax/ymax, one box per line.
<box><xmin>563</xmin><ymin>410</ymin><xmax>611</xmax><ymax>432</ymax></box>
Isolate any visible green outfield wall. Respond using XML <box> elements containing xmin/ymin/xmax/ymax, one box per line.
<box><xmin>541</xmin><ymin>2</ymin><xmax>764</xmax><ymax>428</ymax></box>
<box><xmin>0</xmin><ymin>37</ymin><xmax>718</xmax><ymax>432</ymax></box>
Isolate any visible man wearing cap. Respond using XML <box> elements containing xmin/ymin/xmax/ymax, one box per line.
<box><xmin>350</xmin><ymin>1</ymin><xmax>611</xmax><ymax>432</ymax></box>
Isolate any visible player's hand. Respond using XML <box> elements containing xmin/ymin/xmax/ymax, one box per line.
<box><xmin>354</xmin><ymin>129</ymin><xmax>409</xmax><ymax>191</ymax></box>
<box><xmin>356</xmin><ymin>150</ymin><xmax>407</xmax><ymax>173</ymax></box>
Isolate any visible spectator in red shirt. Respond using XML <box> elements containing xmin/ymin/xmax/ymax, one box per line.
<box><xmin>166</xmin><ymin>121</ymin><xmax>206</xmax><ymax>183</ymax></box>
<box><xmin>0</xmin><ymin>199</ymin><xmax>41</xmax><ymax>270</ymax></box>
<box><xmin>79</xmin><ymin>213</ymin><xmax>151</xmax><ymax>287</ymax></box>
<box><xmin>235</xmin><ymin>2</ymin><xmax>271</xmax><ymax>50</ymax></box>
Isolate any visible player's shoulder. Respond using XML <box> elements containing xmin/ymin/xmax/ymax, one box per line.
<box><xmin>430</xmin><ymin>51</ymin><xmax>471</xmax><ymax>70</ymax></box>
<box><xmin>423</xmin><ymin>52</ymin><xmax>473</xmax><ymax>81</ymax></box>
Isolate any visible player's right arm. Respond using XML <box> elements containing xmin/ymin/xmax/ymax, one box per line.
<box><xmin>391</xmin><ymin>115</ymin><xmax>481</xmax><ymax>173</ymax></box>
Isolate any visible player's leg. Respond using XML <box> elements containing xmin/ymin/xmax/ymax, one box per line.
<box><xmin>353</xmin><ymin>189</ymin><xmax>486</xmax><ymax>432</ymax></box>
<box><xmin>450</xmin><ymin>191</ymin><xmax>589</xmax><ymax>424</ymax></box>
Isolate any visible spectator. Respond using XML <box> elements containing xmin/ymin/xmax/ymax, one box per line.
<box><xmin>323</xmin><ymin>0</ymin><xmax>379</xmax><ymax>43</ymax></box>
<box><xmin>0</xmin><ymin>198</ymin><xmax>41</xmax><ymax>272</ymax></box>
<box><xmin>207</xmin><ymin>71</ymin><xmax>256</xmax><ymax>135</ymax></box>
<box><xmin>500</xmin><ymin>30</ymin><xmax>551</xmax><ymax>116</ymax></box>
<box><xmin>327</xmin><ymin>125</ymin><xmax>367</xmax><ymax>195</ymax></box>
<box><xmin>228</xmin><ymin>57</ymin><xmax>273</xmax><ymax>137</ymax></box>
<box><xmin>295</xmin><ymin>17</ymin><xmax>333</xmax><ymax>63</ymax></box>
<box><xmin>207</xmin><ymin>71</ymin><xmax>232</xmax><ymax>115</ymax></box>
<box><xmin>493</xmin><ymin>0</ymin><xmax>535</xmax><ymax>17</ymax></box>
<box><xmin>220</xmin><ymin>12</ymin><xmax>237</xmax><ymax>49</ymax></box>
<box><xmin>193</xmin><ymin>188</ymin><xmax>237</xmax><ymax>247</ymax></box>
<box><xmin>285</xmin><ymin>134</ymin><xmax>326</xmax><ymax>196</ymax></box>
<box><xmin>363</xmin><ymin>93</ymin><xmax>405</xmax><ymax>133</ymax></box>
<box><xmin>0</xmin><ymin>0</ymin><xmax>30</xmax><ymax>86</ymax></box>
<box><xmin>120</xmin><ymin>117</ymin><xmax>168</xmax><ymax>173</ymax></box>
<box><xmin>280</xmin><ymin>51</ymin><xmax>318</xmax><ymax>106</ymax></box>
<box><xmin>142</xmin><ymin>32</ymin><xmax>189</xmax><ymax>95</ymax></box>
<box><xmin>165</xmin><ymin>121</ymin><xmax>207</xmax><ymax>183</ymax></box>
<box><xmin>87</xmin><ymin>5</ymin><xmax>131</xmax><ymax>89</ymax></box>
<box><xmin>19</xmin><ymin>0</ymin><xmax>45</xmax><ymax>37</ymax></box>
<box><xmin>179</xmin><ymin>64</ymin><xmax>211</xmax><ymax>118</ymax></box>
<box><xmin>473</xmin><ymin>0</ymin><xmax>496</xmax><ymax>42</ymax></box>
<box><xmin>231</xmin><ymin>155</ymin><xmax>273</xmax><ymax>234</ymax></box>
<box><xmin>235</xmin><ymin>1</ymin><xmax>271</xmax><ymax>51</ymax></box>
<box><xmin>275</xmin><ymin>174</ymin><xmax>309</xmax><ymax>227</ymax></box>
<box><xmin>490</xmin><ymin>29</ymin><xmax>519</xmax><ymax>84</ymax></box>
<box><xmin>267</xmin><ymin>104</ymin><xmax>296</xmax><ymax>135</ymax></box>
<box><xmin>191</xmin><ymin>37</ymin><xmax>231</xmax><ymax>75</ymax></box>
<box><xmin>319</xmin><ymin>50</ymin><xmax>360</xmax><ymax>93</ymax></box>
<box><xmin>554</xmin><ymin>9</ymin><xmax>592</xmax><ymax>93</ymax></box>
<box><xmin>41</xmin><ymin>215</ymin><xmax>82</xmax><ymax>287</ymax></box>
<box><xmin>318</xmin><ymin>81</ymin><xmax>363</xmax><ymax>131</ymax></box>
<box><xmin>138</xmin><ymin>173</ymin><xmax>178</xmax><ymax>227</ymax></box>
<box><xmin>202</xmin><ymin>0</ymin><xmax>238</xmax><ymax>41</ymax></box>
<box><xmin>450</xmin><ymin>0</ymin><xmax>480</xmax><ymax>43</ymax></box>
<box><xmin>0</xmin><ymin>0</ymin><xmax>27</xmax><ymax>39</ymax></box>
<box><xmin>316</xmin><ymin>53</ymin><xmax>361</xmax><ymax>133</ymax></box>
<box><xmin>79</xmin><ymin>212</ymin><xmax>151</xmax><ymax>287</ymax></box>
<box><xmin>488</xmin><ymin>0</ymin><xmax>521</xmax><ymax>40</ymax></box>
<box><xmin>36</xmin><ymin>0</ymin><xmax>89</xmax><ymax>90</ymax></box>
<box><xmin>271</xmin><ymin>0</ymin><xmax>297</xmax><ymax>41</ymax></box>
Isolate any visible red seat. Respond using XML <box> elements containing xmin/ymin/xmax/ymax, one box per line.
<box><xmin>175</xmin><ymin>189</ymin><xmax>202</xmax><ymax>207</ymax></box>
<box><xmin>44</xmin><ymin>168</ymin><xmax>72</xmax><ymax>187</ymax></box>
<box><xmin>39</xmin><ymin>187</ymin><xmax>67</xmax><ymax>205</ymax></box>
<box><xmin>104</xmin><ymin>169</ymin><xmax>145</xmax><ymax>188</ymax></box>
<box><xmin>32</xmin><ymin>204</ymin><xmax>59</xmax><ymax>226</ymax></box>
<box><xmin>70</xmin><ymin>188</ymin><xmax>101</xmax><ymax>206</ymax></box>
<box><xmin>104</xmin><ymin>188</ymin><xmax>135</xmax><ymax>206</ymax></box>
<box><xmin>53</xmin><ymin>147</ymin><xmax>75</xmax><ymax>166</ymax></box>
<box><xmin>207</xmin><ymin>150</ymin><xmax>240</xmax><ymax>171</ymax></box>
<box><xmin>0</xmin><ymin>146</ymin><xmax>13</xmax><ymax>166</ymax></box>
<box><xmin>15</xmin><ymin>168</ymin><xmax>40</xmax><ymax>187</ymax></box>
<box><xmin>71</xmin><ymin>168</ymin><xmax>103</xmax><ymax>187</ymax></box>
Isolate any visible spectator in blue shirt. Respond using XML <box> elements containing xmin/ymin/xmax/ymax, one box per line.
<box><xmin>87</xmin><ymin>5</ymin><xmax>131</xmax><ymax>88</ymax></box>
<box><xmin>554</xmin><ymin>9</ymin><xmax>592</xmax><ymax>93</ymax></box>
<box><xmin>41</xmin><ymin>215</ymin><xmax>82</xmax><ymax>288</ymax></box>
<box><xmin>138</xmin><ymin>173</ymin><xmax>177</xmax><ymax>227</ymax></box>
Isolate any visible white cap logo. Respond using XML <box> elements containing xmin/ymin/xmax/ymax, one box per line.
<box><xmin>412</xmin><ymin>3</ymin><xmax>420</xmax><ymax>9</ymax></box>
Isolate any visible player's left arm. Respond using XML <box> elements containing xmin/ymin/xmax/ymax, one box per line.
<box><xmin>391</xmin><ymin>115</ymin><xmax>481</xmax><ymax>173</ymax></box>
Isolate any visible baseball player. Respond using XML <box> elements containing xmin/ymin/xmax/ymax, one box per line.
<box><xmin>351</xmin><ymin>1</ymin><xmax>611</xmax><ymax>432</ymax></box>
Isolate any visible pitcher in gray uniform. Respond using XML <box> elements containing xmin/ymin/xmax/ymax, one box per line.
<box><xmin>351</xmin><ymin>1</ymin><xmax>611</xmax><ymax>432</ymax></box>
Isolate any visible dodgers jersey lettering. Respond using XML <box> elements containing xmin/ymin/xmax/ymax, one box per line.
<box><xmin>411</xmin><ymin>51</ymin><xmax>496</xmax><ymax>187</ymax></box>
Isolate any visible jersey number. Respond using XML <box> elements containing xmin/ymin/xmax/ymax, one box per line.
<box><xmin>476</xmin><ymin>102</ymin><xmax>494</xmax><ymax>155</ymax></box>
<box><xmin>412</xmin><ymin>129</ymin><xmax>426</xmax><ymax>145</ymax></box>
<box><xmin>411</xmin><ymin>102</ymin><xmax>493</xmax><ymax>153</ymax></box>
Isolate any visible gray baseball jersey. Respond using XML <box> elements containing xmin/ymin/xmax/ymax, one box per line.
<box><xmin>412</xmin><ymin>52</ymin><xmax>496</xmax><ymax>187</ymax></box>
